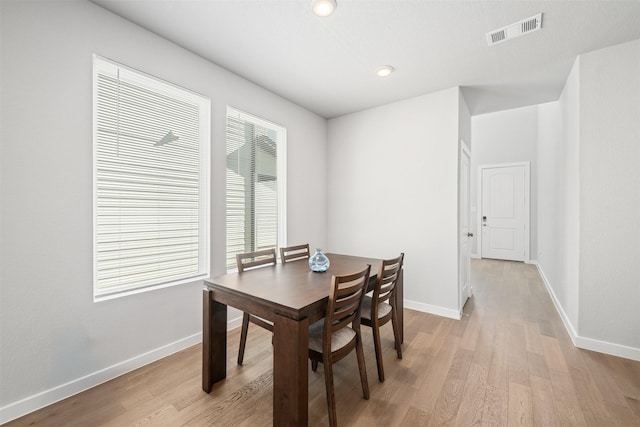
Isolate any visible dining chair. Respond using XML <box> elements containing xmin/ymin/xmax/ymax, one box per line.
<box><xmin>279</xmin><ymin>243</ymin><xmax>310</xmax><ymax>264</ymax></box>
<box><xmin>360</xmin><ymin>253</ymin><xmax>404</xmax><ymax>382</ymax></box>
<box><xmin>308</xmin><ymin>265</ymin><xmax>371</xmax><ymax>427</ymax></box>
<box><xmin>235</xmin><ymin>248</ymin><xmax>277</xmax><ymax>365</ymax></box>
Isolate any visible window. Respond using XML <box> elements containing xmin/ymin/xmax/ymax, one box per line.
<box><xmin>93</xmin><ymin>56</ymin><xmax>210</xmax><ymax>300</ymax></box>
<box><xmin>226</xmin><ymin>107</ymin><xmax>286</xmax><ymax>270</ymax></box>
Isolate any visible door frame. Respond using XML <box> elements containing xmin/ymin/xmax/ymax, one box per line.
<box><xmin>459</xmin><ymin>140</ymin><xmax>472</xmax><ymax>316</ymax></box>
<box><xmin>477</xmin><ymin>161</ymin><xmax>530</xmax><ymax>262</ymax></box>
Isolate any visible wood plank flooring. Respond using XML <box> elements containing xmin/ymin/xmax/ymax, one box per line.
<box><xmin>5</xmin><ymin>259</ymin><xmax>640</xmax><ymax>426</ymax></box>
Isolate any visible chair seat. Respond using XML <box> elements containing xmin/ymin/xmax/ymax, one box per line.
<box><xmin>360</xmin><ymin>295</ymin><xmax>392</xmax><ymax>320</ymax></box>
<box><xmin>308</xmin><ymin>319</ymin><xmax>356</xmax><ymax>353</ymax></box>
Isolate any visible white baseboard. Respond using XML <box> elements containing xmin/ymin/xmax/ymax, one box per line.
<box><xmin>535</xmin><ymin>264</ymin><xmax>640</xmax><ymax>362</ymax></box>
<box><xmin>404</xmin><ymin>299</ymin><xmax>462</xmax><ymax>320</ymax></box>
<box><xmin>1</xmin><ymin>315</ymin><xmax>244</xmax><ymax>425</ymax></box>
<box><xmin>0</xmin><ymin>332</ymin><xmax>202</xmax><ymax>424</ymax></box>
<box><xmin>0</xmin><ymin>333</ymin><xmax>202</xmax><ymax>424</ymax></box>
<box><xmin>573</xmin><ymin>335</ymin><xmax>640</xmax><ymax>361</ymax></box>
<box><xmin>228</xmin><ymin>314</ymin><xmax>243</xmax><ymax>330</ymax></box>
<box><xmin>471</xmin><ymin>254</ymin><xmax>537</xmax><ymax>264</ymax></box>
<box><xmin>535</xmin><ymin>264</ymin><xmax>579</xmax><ymax>342</ymax></box>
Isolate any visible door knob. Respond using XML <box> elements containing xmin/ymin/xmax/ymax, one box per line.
<box><xmin>467</xmin><ymin>232</ymin><xmax>474</xmax><ymax>237</ymax></box>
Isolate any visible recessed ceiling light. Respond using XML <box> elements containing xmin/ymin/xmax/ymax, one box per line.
<box><xmin>312</xmin><ymin>0</ymin><xmax>337</xmax><ymax>17</ymax></box>
<box><xmin>375</xmin><ymin>65</ymin><xmax>394</xmax><ymax>78</ymax></box>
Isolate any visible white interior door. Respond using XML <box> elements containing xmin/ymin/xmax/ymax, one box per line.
<box><xmin>480</xmin><ymin>164</ymin><xmax>528</xmax><ymax>261</ymax></box>
<box><xmin>459</xmin><ymin>144</ymin><xmax>472</xmax><ymax>312</ymax></box>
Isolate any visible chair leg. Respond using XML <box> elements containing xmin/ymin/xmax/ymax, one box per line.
<box><xmin>312</xmin><ymin>359</ymin><xmax>318</xmax><ymax>372</ymax></box>
<box><xmin>237</xmin><ymin>312</ymin><xmax>250</xmax><ymax>365</ymax></box>
<box><xmin>323</xmin><ymin>355</ymin><xmax>337</xmax><ymax>427</ymax></box>
<box><xmin>355</xmin><ymin>332</ymin><xmax>370</xmax><ymax>400</ymax></box>
<box><xmin>391</xmin><ymin>309</ymin><xmax>403</xmax><ymax>359</ymax></box>
<box><xmin>372</xmin><ymin>322</ymin><xmax>385</xmax><ymax>382</ymax></box>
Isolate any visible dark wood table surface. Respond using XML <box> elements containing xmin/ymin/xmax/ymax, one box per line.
<box><xmin>202</xmin><ymin>253</ymin><xmax>404</xmax><ymax>426</ymax></box>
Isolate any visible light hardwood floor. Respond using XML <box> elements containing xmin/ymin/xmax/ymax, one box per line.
<box><xmin>6</xmin><ymin>259</ymin><xmax>640</xmax><ymax>426</ymax></box>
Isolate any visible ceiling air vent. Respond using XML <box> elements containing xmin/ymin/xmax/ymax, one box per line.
<box><xmin>486</xmin><ymin>13</ymin><xmax>542</xmax><ymax>46</ymax></box>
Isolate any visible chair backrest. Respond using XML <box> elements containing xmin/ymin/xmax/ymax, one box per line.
<box><xmin>279</xmin><ymin>244</ymin><xmax>311</xmax><ymax>264</ymax></box>
<box><xmin>372</xmin><ymin>253</ymin><xmax>404</xmax><ymax>313</ymax></box>
<box><xmin>236</xmin><ymin>248</ymin><xmax>277</xmax><ymax>273</ymax></box>
<box><xmin>323</xmin><ymin>265</ymin><xmax>371</xmax><ymax>350</ymax></box>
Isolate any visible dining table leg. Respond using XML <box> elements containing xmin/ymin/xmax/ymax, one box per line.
<box><xmin>273</xmin><ymin>313</ymin><xmax>309</xmax><ymax>426</ymax></box>
<box><xmin>202</xmin><ymin>289</ymin><xmax>227</xmax><ymax>393</ymax></box>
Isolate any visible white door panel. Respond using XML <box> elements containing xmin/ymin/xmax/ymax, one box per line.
<box><xmin>489</xmin><ymin>174</ymin><xmax>515</xmax><ymax>217</ymax></box>
<box><xmin>459</xmin><ymin>144</ymin><xmax>471</xmax><ymax>312</ymax></box>
<box><xmin>489</xmin><ymin>228</ymin><xmax>515</xmax><ymax>250</ymax></box>
<box><xmin>481</xmin><ymin>165</ymin><xmax>527</xmax><ymax>261</ymax></box>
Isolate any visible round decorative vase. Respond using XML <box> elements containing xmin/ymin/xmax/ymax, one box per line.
<box><xmin>309</xmin><ymin>248</ymin><xmax>330</xmax><ymax>272</ymax></box>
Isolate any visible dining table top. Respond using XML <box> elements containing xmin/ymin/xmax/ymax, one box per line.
<box><xmin>204</xmin><ymin>253</ymin><xmax>382</xmax><ymax>321</ymax></box>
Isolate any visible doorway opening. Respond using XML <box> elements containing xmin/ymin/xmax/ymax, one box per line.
<box><xmin>459</xmin><ymin>141</ymin><xmax>472</xmax><ymax>316</ymax></box>
<box><xmin>477</xmin><ymin>162</ymin><xmax>530</xmax><ymax>262</ymax></box>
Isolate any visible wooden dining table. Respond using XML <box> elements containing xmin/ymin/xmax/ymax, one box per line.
<box><xmin>202</xmin><ymin>253</ymin><xmax>404</xmax><ymax>426</ymax></box>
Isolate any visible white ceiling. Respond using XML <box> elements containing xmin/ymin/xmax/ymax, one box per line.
<box><xmin>92</xmin><ymin>0</ymin><xmax>640</xmax><ymax>119</ymax></box>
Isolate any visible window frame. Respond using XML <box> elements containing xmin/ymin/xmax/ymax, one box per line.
<box><xmin>225</xmin><ymin>106</ymin><xmax>287</xmax><ymax>272</ymax></box>
<box><xmin>92</xmin><ymin>55</ymin><xmax>211</xmax><ymax>301</ymax></box>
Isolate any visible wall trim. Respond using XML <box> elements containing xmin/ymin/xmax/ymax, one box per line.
<box><xmin>535</xmin><ymin>263</ymin><xmax>579</xmax><ymax>343</ymax></box>
<box><xmin>0</xmin><ymin>332</ymin><xmax>199</xmax><ymax>424</ymax></box>
<box><xmin>535</xmin><ymin>263</ymin><xmax>640</xmax><ymax>362</ymax></box>
<box><xmin>572</xmin><ymin>335</ymin><xmax>640</xmax><ymax>361</ymax></box>
<box><xmin>1</xmin><ymin>316</ymin><xmax>242</xmax><ymax>425</ymax></box>
<box><xmin>404</xmin><ymin>299</ymin><xmax>462</xmax><ymax>320</ymax></box>
<box><xmin>228</xmin><ymin>314</ymin><xmax>242</xmax><ymax>330</ymax></box>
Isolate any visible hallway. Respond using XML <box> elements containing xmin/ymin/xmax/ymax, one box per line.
<box><xmin>456</xmin><ymin>258</ymin><xmax>640</xmax><ymax>425</ymax></box>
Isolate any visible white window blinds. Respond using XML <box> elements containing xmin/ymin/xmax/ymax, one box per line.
<box><xmin>226</xmin><ymin>107</ymin><xmax>286</xmax><ymax>271</ymax></box>
<box><xmin>93</xmin><ymin>56</ymin><xmax>210</xmax><ymax>299</ymax></box>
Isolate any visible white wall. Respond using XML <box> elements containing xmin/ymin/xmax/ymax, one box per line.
<box><xmin>470</xmin><ymin>105</ymin><xmax>538</xmax><ymax>259</ymax></box>
<box><xmin>0</xmin><ymin>0</ymin><xmax>327</xmax><ymax>420</ymax></box>
<box><xmin>535</xmin><ymin>100</ymin><xmax>562</xmax><ymax>317</ymax></box>
<box><xmin>327</xmin><ymin>87</ymin><xmax>463</xmax><ymax>318</ymax></box>
<box><xmin>537</xmin><ymin>40</ymin><xmax>640</xmax><ymax>358</ymax></box>
<box><xmin>458</xmin><ymin>91</ymin><xmax>472</xmax><ymax>150</ymax></box>
<box><xmin>551</xmin><ymin>59</ymin><xmax>581</xmax><ymax>330</ymax></box>
<box><xmin>578</xmin><ymin>40</ymin><xmax>640</xmax><ymax>349</ymax></box>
